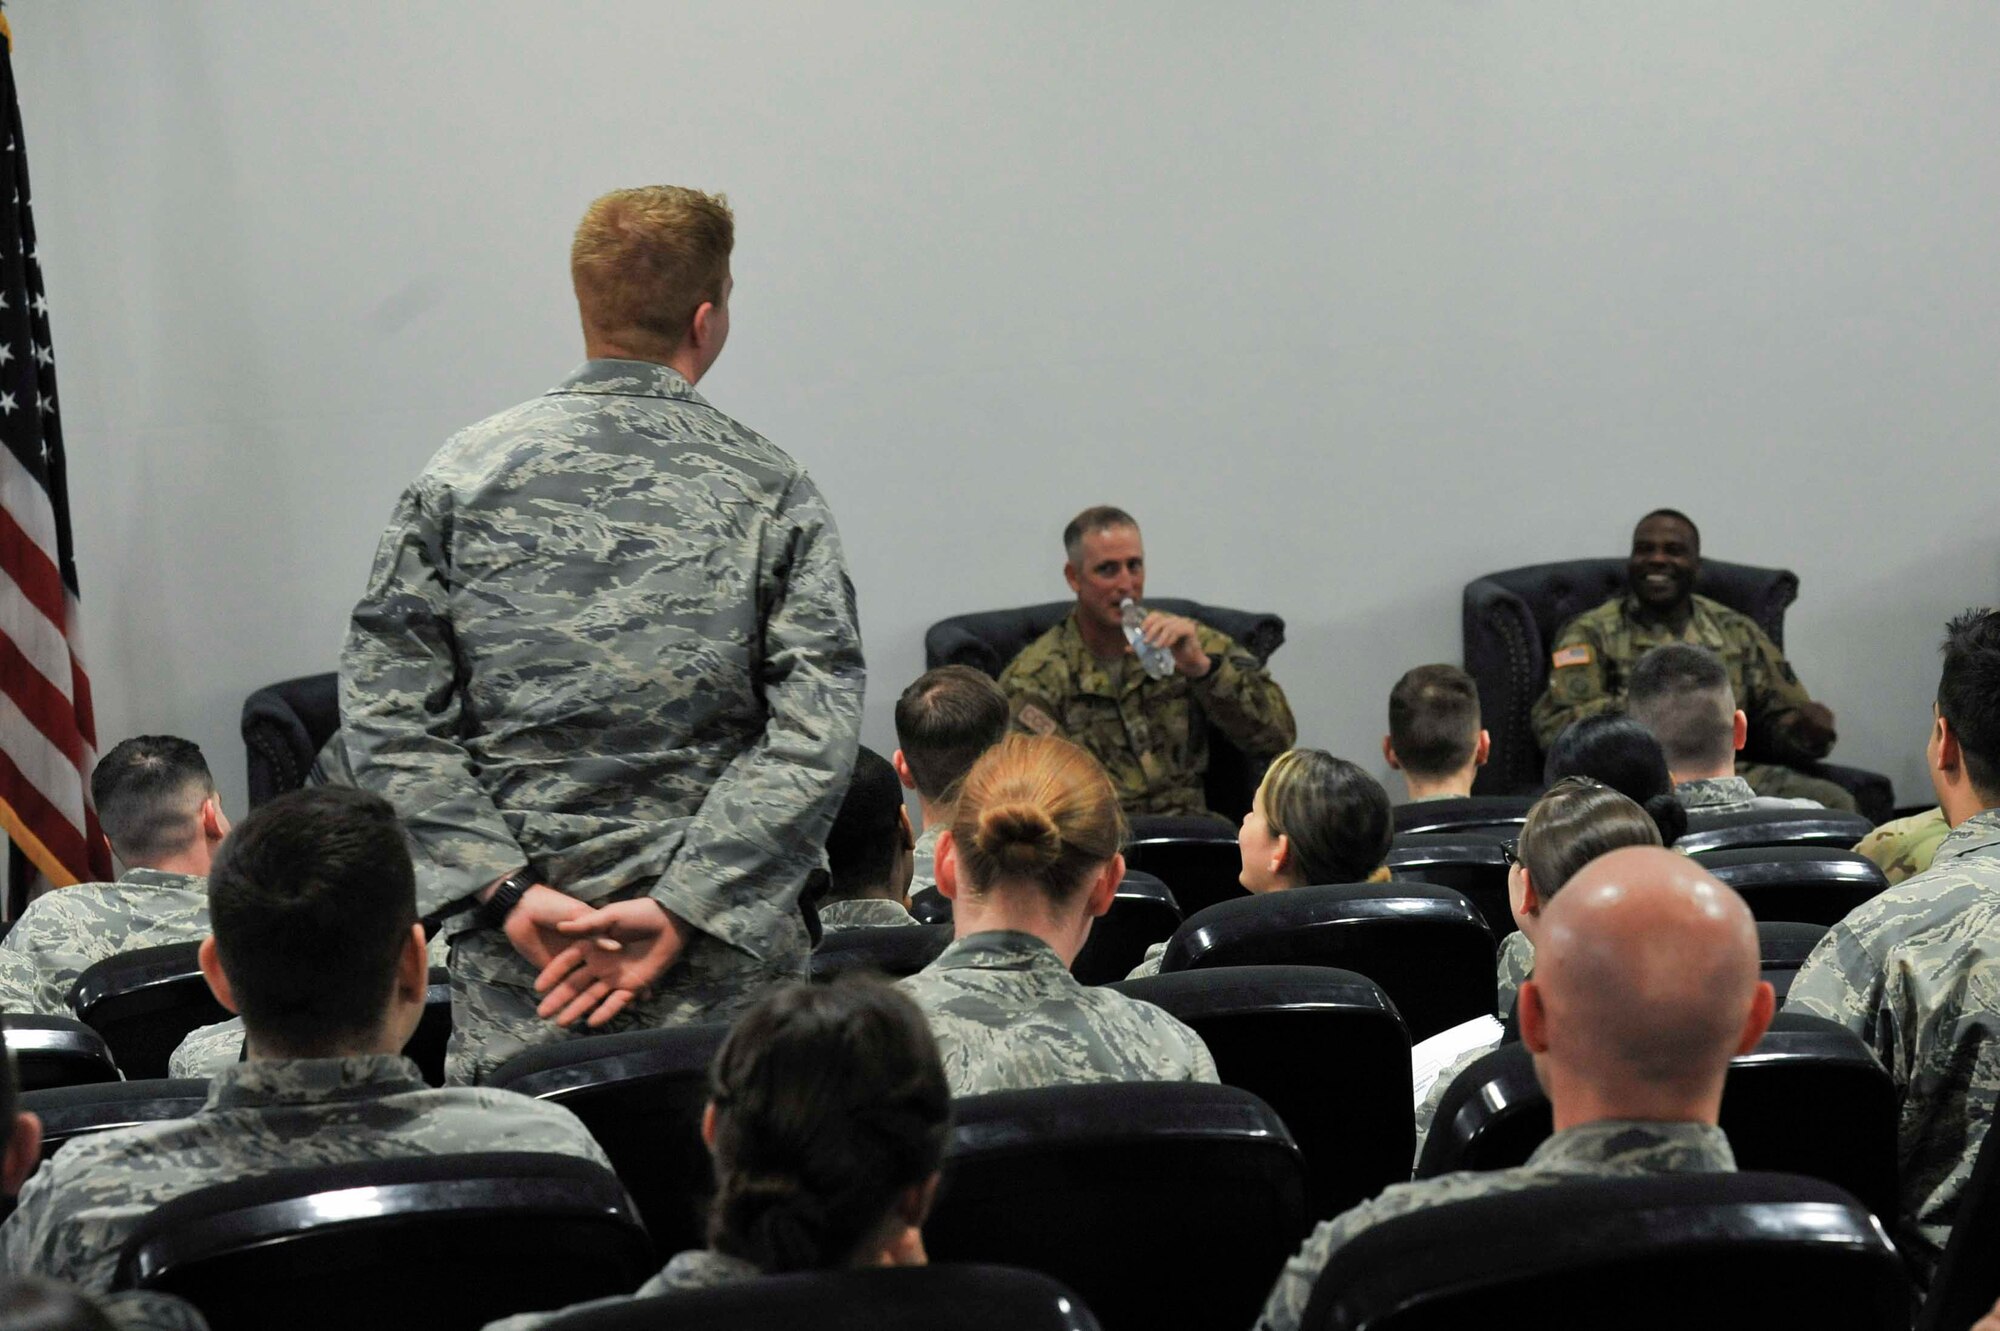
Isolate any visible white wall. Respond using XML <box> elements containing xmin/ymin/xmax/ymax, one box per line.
<box><xmin>16</xmin><ymin>1</ymin><xmax>2000</xmax><ymax>814</ymax></box>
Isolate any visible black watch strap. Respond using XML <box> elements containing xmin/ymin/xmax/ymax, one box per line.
<box><xmin>473</xmin><ymin>870</ymin><xmax>535</xmax><ymax>931</ymax></box>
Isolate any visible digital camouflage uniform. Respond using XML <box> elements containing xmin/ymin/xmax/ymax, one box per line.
<box><xmin>340</xmin><ymin>360</ymin><xmax>864</xmax><ymax>1084</ymax></box>
<box><xmin>899</xmin><ymin>930</ymin><xmax>1218</xmax><ymax>1094</ymax></box>
<box><xmin>0</xmin><ymin>870</ymin><xmax>207</xmax><ymax>1017</ymax></box>
<box><xmin>0</xmin><ymin>1054</ymin><xmax>608</xmax><ymax>1291</ymax></box>
<box><xmin>910</xmin><ymin>823</ymin><xmax>943</xmax><ymax>898</ymax></box>
<box><xmin>1530</xmin><ymin>594</ymin><xmax>1854</xmax><ymax>811</ymax></box>
<box><xmin>1855</xmin><ymin>807</ymin><xmax>1951</xmax><ymax>886</ymax></box>
<box><xmin>815</xmin><ymin>898</ymin><xmax>919</xmax><ymax>931</ymax></box>
<box><xmin>1494</xmin><ymin>928</ymin><xmax>1533</xmax><ymax>1018</ymax></box>
<box><xmin>483</xmin><ymin>1249</ymin><xmax>759</xmax><ymax>1331</ymax></box>
<box><xmin>1786</xmin><ymin>807</ymin><xmax>2000</xmax><ymax>1286</ymax></box>
<box><xmin>166</xmin><ymin>1018</ymin><xmax>243</xmax><ymax>1078</ymax></box>
<box><xmin>1254</xmin><ymin>1120</ymin><xmax>1737</xmax><ymax>1331</ymax></box>
<box><xmin>997</xmin><ymin>611</ymin><xmax>1295</xmax><ymax>818</ymax></box>
<box><xmin>1674</xmin><ymin>775</ymin><xmax>1819</xmax><ymax>815</ymax></box>
<box><xmin>93</xmin><ymin>1291</ymin><xmax>211</xmax><ymax>1331</ymax></box>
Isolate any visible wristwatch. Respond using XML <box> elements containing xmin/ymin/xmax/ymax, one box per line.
<box><xmin>473</xmin><ymin>869</ymin><xmax>535</xmax><ymax>931</ymax></box>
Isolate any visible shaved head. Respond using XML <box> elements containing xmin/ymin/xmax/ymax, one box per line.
<box><xmin>1522</xmin><ymin>846</ymin><xmax>1772</xmax><ymax>1126</ymax></box>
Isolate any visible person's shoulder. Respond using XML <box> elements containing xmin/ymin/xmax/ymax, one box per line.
<box><xmin>1552</xmin><ymin>595</ymin><xmax>1625</xmax><ymax>640</ymax></box>
<box><xmin>1833</xmin><ymin>846</ymin><xmax>2000</xmax><ymax>957</ymax></box>
<box><xmin>1691</xmin><ymin>594</ymin><xmax>1772</xmax><ymax>639</ymax></box>
<box><xmin>999</xmin><ymin>620</ymin><xmax>1077</xmax><ymax>689</ymax></box>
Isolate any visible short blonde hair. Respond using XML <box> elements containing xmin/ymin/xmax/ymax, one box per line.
<box><xmin>951</xmin><ymin>734</ymin><xmax>1127</xmax><ymax>903</ymax></box>
<box><xmin>571</xmin><ymin>186</ymin><xmax>734</xmax><ymax>353</ymax></box>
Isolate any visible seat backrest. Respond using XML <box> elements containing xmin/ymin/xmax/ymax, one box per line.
<box><xmin>1162</xmin><ymin>883</ymin><xmax>1495</xmax><ymax>1040</ymax></box>
<box><xmin>1383</xmin><ymin>833</ymin><xmax>1514</xmax><ymax>938</ymax></box>
<box><xmin>1460</xmin><ymin>557</ymin><xmax>1797</xmax><ymax>795</ymax></box>
<box><xmin>908</xmin><ymin>886</ymin><xmax>950</xmax><ymax>924</ymax></box>
<box><xmin>926</xmin><ymin>1081</ymin><xmax>1307</xmax><ymax>1331</ymax></box>
<box><xmin>1070</xmin><ymin>870</ymin><xmax>1182</xmax><ymax>985</ymax></box>
<box><xmin>1757</xmin><ymin>920</ymin><xmax>1830</xmax><ymax>1005</ymax></box>
<box><xmin>1416</xmin><ymin>1012</ymin><xmax>1898</xmax><ymax>1221</ymax></box>
<box><xmin>1693</xmin><ymin>848</ymin><xmax>1889</xmax><ymax>925</ymax></box>
<box><xmin>20</xmin><ymin>1079</ymin><xmax>211</xmax><ymax>1159</ymax></box>
<box><xmin>1917</xmin><ymin>1084</ymin><xmax>2000</xmax><ymax>1331</ymax></box>
<box><xmin>1677</xmin><ymin>806</ymin><xmax>1879</xmax><ymax>855</ymax></box>
<box><xmin>1390</xmin><ymin>796</ymin><xmax>1535</xmax><ymax>839</ymax></box>
<box><xmin>486</xmin><ymin>1022</ymin><xmax>729</xmax><ymax>1255</ymax></box>
<box><xmin>69</xmin><ymin>942</ymin><xmax>233</xmax><ymax>1080</ymax></box>
<box><xmin>809</xmin><ymin>922</ymin><xmax>954</xmax><ymax>981</ymax></box>
<box><xmin>1108</xmin><ymin>965</ymin><xmax>1411</xmax><ymax>1218</ymax></box>
<box><xmin>113</xmin><ymin>1151</ymin><xmax>656</xmax><ymax>1331</ymax></box>
<box><xmin>538</xmin><ymin>1264</ymin><xmax>1103</xmax><ymax>1331</ymax></box>
<box><xmin>1304</xmin><ymin>1172</ymin><xmax>1908</xmax><ymax>1331</ymax></box>
<box><xmin>240</xmin><ymin>672</ymin><xmax>340</xmax><ymax>809</ymax></box>
<box><xmin>0</xmin><ymin>1014</ymin><xmax>120</xmax><ymax>1091</ymax></box>
<box><xmin>1123</xmin><ymin>834</ymin><xmax>1250</xmax><ymax>919</ymax></box>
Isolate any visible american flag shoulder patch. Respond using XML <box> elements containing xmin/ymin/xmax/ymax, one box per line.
<box><xmin>1551</xmin><ymin>645</ymin><xmax>1594</xmax><ymax>669</ymax></box>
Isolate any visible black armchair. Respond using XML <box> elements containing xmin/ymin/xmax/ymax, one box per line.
<box><xmin>1696</xmin><ymin>847</ymin><xmax>1889</xmax><ymax>926</ymax></box>
<box><xmin>1758</xmin><ymin>920</ymin><xmax>1830</xmax><ymax>1005</ymax></box>
<box><xmin>1390</xmin><ymin>795</ymin><xmax>1534</xmax><ymax>838</ymax></box>
<box><xmin>1069</xmin><ymin>870</ymin><xmax>1182</xmax><ymax>984</ymax></box>
<box><xmin>1384</xmin><ymin>833</ymin><xmax>1513</xmax><ymax>938</ymax></box>
<box><xmin>241</xmin><ymin>673</ymin><xmax>339</xmax><ymax>809</ymax></box>
<box><xmin>926</xmin><ymin>599</ymin><xmax>1286</xmax><ymax>820</ymax></box>
<box><xmin>1677</xmin><ymin>806</ymin><xmax>1877</xmax><ymax>855</ymax></box>
<box><xmin>809</xmin><ymin>922</ymin><xmax>953</xmax><ymax>981</ymax></box>
<box><xmin>0</xmin><ymin>1014</ymin><xmax>119</xmax><ymax>1091</ymax></box>
<box><xmin>69</xmin><ymin>942</ymin><xmax>232</xmax><ymax>1080</ymax></box>
<box><xmin>1461</xmin><ymin>558</ymin><xmax>1893</xmax><ymax>820</ymax></box>
<box><xmin>20</xmin><ymin>1079</ymin><xmax>210</xmax><ymax>1160</ymax></box>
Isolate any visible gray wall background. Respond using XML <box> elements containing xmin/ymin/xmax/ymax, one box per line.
<box><xmin>17</xmin><ymin>2</ymin><xmax>2000</xmax><ymax>815</ymax></box>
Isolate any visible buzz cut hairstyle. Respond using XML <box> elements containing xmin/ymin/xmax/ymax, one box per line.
<box><xmin>1938</xmin><ymin>607</ymin><xmax>2000</xmax><ymax>796</ymax></box>
<box><xmin>1625</xmin><ymin>643</ymin><xmax>1736</xmax><ymax>774</ymax></box>
<box><xmin>90</xmin><ymin>735</ymin><xmax>214</xmax><ymax>866</ymax></box>
<box><xmin>1386</xmin><ymin>664</ymin><xmax>1482</xmax><ymax>779</ymax></box>
<box><xmin>1636</xmin><ymin>507</ymin><xmax>1701</xmax><ymax>552</ymax></box>
<box><xmin>571</xmin><ymin>185</ymin><xmax>733</xmax><ymax>355</ymax></box>
<box><xmin>1062</xmin><ymin>505</ymin><xmax>1139</xmax><ymax>565</ymax></box>
<box><xmin>823</xmin><ymin>747</ymin><xmax>906</xmax><ymax>902</ymax></box>
<box><xmin>893</xmin><ymin>666</ymin><xmax>1011</xmax><ymax>803</ymax></box>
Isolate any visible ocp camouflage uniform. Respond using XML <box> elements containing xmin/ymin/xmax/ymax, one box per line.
<box><xmin>1530</xmin><ymin>594</ymin><xmax>1854</xmax><ymax>811</ymax></box>
<box><xmin>0</xmin><ymin>870</ymin><xmax>207</xmax><ymax>1017</ymax></box>
<box><xmin>1855</xmin><ymin>807</ymin><xmax>1951</xmax><ymax>886</ymax></box>
<box><xmin>815</xmin><ymin>897</ymin><xmax>919</xmax><ymax>931</ymax></box>
<box><xmin>1675</xmin><ymin>775</ymin><xmax>1820</xmax><ymax>814</ymax></box>
<box><xmin>997</xmin><ymin>611</ymin><xmax>1294</xmax><ymax>818</ymax></box>
<box><xmin>340</xmin><ymin>360</ymin><xmax>864</xmax><ymax>1084</ymax></box>
<box><xmin>0</xmin><ymin>1054</ymin><xmax>608</xmax><ymax>1291</ymax></box>
<box><xmin>483</xmin><ymin>1249</ymin><xmax>758</xmax><ymax>1330</ymax></box>
<box><xmin>1254</xmin><ymin>1120</ymin><xmax>1736</xmax><ymax>1331</ymax></box>
<box><xmin>1786</xmin><ymin>807</ymin><xmax>2000</xmax><ymax>1286</ymax></box>
<box><xmin>899</xmin><ymin>930</ymin><xmax>1218</xmax><ymax>1094</ymax></box>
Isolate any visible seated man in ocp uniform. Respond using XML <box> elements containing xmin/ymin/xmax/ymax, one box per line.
<box><xmin>999</xmin><ymin>506</ymin><xmax>1295</xmax><ymax>819</ymax></box>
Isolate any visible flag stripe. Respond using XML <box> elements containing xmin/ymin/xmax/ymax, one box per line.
<box><xmin>0</xmin><ymin>747</ymin><xmax>86</xmax><ymax>887</ymax></box>
<box><xmin>0</xmin><ymin>698</ymin><xmax>85</xmax><ymax>830</ymax></box>
<box><xmin>0</xmin><ymin>489</ymin><xmax>65</xmax><ymax>627</ymax></box>
<box><xmin>0</xmin><ymin>628</ymin><xmax>84</xmax><ymax>764</ymax></box>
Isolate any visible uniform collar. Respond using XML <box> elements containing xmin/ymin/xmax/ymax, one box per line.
<box><xmin>818</xmin><ymin>898</ymin><xmax>919</xmax><ymax>928</ymax></box>
<box><xmin>1526</xmin><ymin>1119</ymin><xmax>1735</xmax><ymax>1172</ymax></box>
<box><xmin>203</xmin><ymin>1054</ymin><xmax>429</xmax><ymax>1112</ymax></box>
<box><xmin>931</xmin><ymin>929</ymin><xmax>1072</xmax><ymax>975</ymax></box>
<box><xmin>552</xmin><ymin>359</ymin><xmax>709</xmax><ymax>406</ymax></box>
<box><xmin>1936</xmin><ymin>807</ymin><xmax>2000</xmax><ymax>863</ymax></box>
<box><xmin>114</xmin><ymin>867</ymin><xmax>207</xmax><ymax>892</ymax></box>
<box><xmin>1675</xmin><ymin>776</ymin><xmax>1758</xmax><ymax>809</ymax></box>
<box><xmin>661</xmin><ymin>1249</ymin><xmax>764</xmax><ymax>1289</ymax></box>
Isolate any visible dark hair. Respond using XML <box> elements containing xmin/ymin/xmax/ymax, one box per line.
<box><xmin>1626</xmin><ymin>643</ymin><xmax>1736</xmax><ymax>774</ymax></box>
<box><xmin>1387</xmin><ymin>665</ymin><xmax>1482</xmax><ymax>778</ymax></box>
<box><xmin>1939</xmin><ymin>608</ymin><xmax>2000</xmax><ymax>796</ymax></box>
<box><xmin>90</xmin><ymin>735</ymin><xmax>212</xmax><ymax>866</ymax></box>
<box><xmin>952</xmin><ymin>734</ymin><xmax>1126</xmax><ymax>905</ymax></box>
<box><xmin>1519</xmin><ymin>777</ymin><xmax>1664</xmax><ymax>904</ymax></box>
<box><xmin>0</xmin><ymin>1277</ymin><xmax>117</xmax><ymax>1331</ymax></box>
<box><xmin>1062</xmin><ymin>505</ymin><xmax>1138</xmax><ymax>564</ymax></box>
<box><xmin>1258</xmin><ymin>750</ymin><xmax>1394</xmax><ymax>885</ymax></box>
<box><xmin>708</xmin><ymin>977</ymin><xmax>950</xmax><ymax>1274</ymax></box>
<box><xmin>208</xmin><ymin>787</ymin><xmax>418</xmax><ymax>1054</ymax></box>
<box><xmin>1635</xmin><ymin>507</ymin><xmax>1701</xmax><ymax>552</ymax></box>
<box><xmin>893</xmin><ymin>666</ymin><xmax>1010</xmax><ymax>802</ymax></box>
<box><xmin>1543</xmin><ymin>715</ymin><xmax>1687</xmax><ymax>845</ymax></box>
<box><xmin>824</xmin><ymin>748</ymin><xmax>906</xmax><ymax>903</ymax></box>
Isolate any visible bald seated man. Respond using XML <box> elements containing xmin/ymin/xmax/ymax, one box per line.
<box><xmin>1254</xmin><ymin>847</ymin><xmax>1774</xmax><ymax>1331</ymax></box>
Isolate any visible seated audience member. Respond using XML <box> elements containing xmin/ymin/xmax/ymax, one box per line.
<box><xmin>818</xmin><ymin>747</ymin><xmax>918</xmax><ymax>931</ymax></box>
<box><xmin>1625</xmin><ymin>643</ymin><xmax>1821</xmax><ymax>813</ymax></box>
<box><xmin>0</xmin><ymin>1045</ymin><xmax>207</xmax><ymax>1331</ymax></box>
<box><xmin>1412</xmin><ymin>779</ymin><xmax>1666</xmax><ymax>1150</ymax></box>
<box><xmin>1529</xmin><ymin>508</ymin><xmax>1853</xmax><ymax>810</ymax></box>
<box><xmin>1125</xmin><ymin>749</ymin><xmax>1393</xmax><ymax>978</ymax></box>
<box><xmin>1383</xmin><ymin>665</ymin><xmax>1489</xmax><ymax>802</ymax></box>
<box><xmin>1854</xmin><ymin>805</ymin><xmax>1950</xmax><ymax>885</ymax></box>
<box><xmin>998</xmin><ymin>505</ymin><xmax>1295</xmax><ymax>819</ymax></box>
<box><xmin>1789</xmin><ymin>608</ymin><xmax>2000</xmax><ymax>1288</ymax></box>
<box><xmin>892</xmin><ymin>666</ymin><xmax>1010</xmax><ymax>897</ymax></box>
<box><xmin>484</xmin><ymin>976</ymin><xmax>949</xmax><ymax>1330</ymax></box>
<box><xmin>1257</xmin><ymin>847</ymin><xmax>1773</xmax><ymax>1331</ymax></box>
<box><xmin>0</xmin><ymin>737</ymin><xmax>226</xmax><ymax>1017</ymax></box>
<box><xmin>899</xmin><ymin>734</ymin><xmax>1218</xmax><ymax>1093</ymax></box>
<box><xmin>1542</xmin><ymin>715</ymin><xmax>1688</xmax><ymax>846</ymax></box>
<box><xmin>0</xmin><ymin>787</ymin><xmax>608</xmax><ymax>1291</ymax></box>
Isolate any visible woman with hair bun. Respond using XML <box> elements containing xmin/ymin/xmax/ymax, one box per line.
<box><xmin>484</xmin><ymin>975</ymin><xmax>951</xmax><ymax>1328</ymax></box>
<box><xmin>899</xmin><ymin>733</ymin><xmax>1218</xmax><ymax>1094</ymax></box>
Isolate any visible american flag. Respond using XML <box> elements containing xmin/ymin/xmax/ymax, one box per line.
<box><xmin>0</xmin><ymin>16</ymin><xmax>111</xmax><ymax>910</ymax></box>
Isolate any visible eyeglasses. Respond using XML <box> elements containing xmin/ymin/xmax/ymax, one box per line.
<box><xmin>1500</xmin><ymin>839</ymin><xmax>1522</xmax><ymax>868</ymax></box>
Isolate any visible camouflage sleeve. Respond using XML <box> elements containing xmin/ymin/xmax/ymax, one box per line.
<box><xmin>1529</xmin><ymin>615</ymin><xmax>1620</xmax><ymax>750</ymax></box>
<box><xmin>1853</xmin><ymin>809</ymin><xmax>1950</xmax><ymax>886</ymax></box>
<box><xmin>1786</xmin><ymin>921</ymin><xmax>1911</xmax><ymax>1080</ymax></box>
<box><xmin>997</xmin><ymin>648</ymin><xmax>1068</xmax><ymax>740</ymax></box>
<box><xmin>97</xmin><ymin>1291</ymin><xmax>213</xmax><ymax>1331</ymax></box>
<box><xmin>0</xmin><ymin>901</ymin><xmax>98</xmax><ymax>1017</ymax></box>
<box><xmin>0</xmin><ymin>1149</ymin><xmax>73</xmax><ymax>1283</ymax></box>
<box><xmin>1253</xmin><ymin>1207</ymin><xmax>1394</xmax><ymax>1331</ymax></box>
<box><xmin>168</xmin><ymin>1018</ymin><xmax>247</xmax><ymax>1079</ymax></box>
<box><xmin>339</xmin><ymin>482</ymin><xmax>526</xmax><ymax>917</ymax></box>
<box><xmin>1737</xmin><ymin>621</ymin><xmax>1834</xmax><ymax>764</ymax></box>
<box><xmin>1190</xmin><ymin>626</ymin><xmax>1296</xmax><ymax>762</ymax></box>
<box><xmin>643</xmin><ymin>473</ymin><xmax>865</xmax><ymax>939</ymax></box>
<box><xmin>0</xmin><ymin>926</ymin><xmax>49</xmax><ymax>1015</ymax></box>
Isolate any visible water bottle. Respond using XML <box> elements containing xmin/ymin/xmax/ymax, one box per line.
<box><xmin>1120</xmin><ymin>598</ymin><xmax>1177</xmax><ymax>680</ymax></box>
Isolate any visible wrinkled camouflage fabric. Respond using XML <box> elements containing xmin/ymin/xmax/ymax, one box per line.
<box><xmin>0</xmin><ymin>870</ymin><xmax>208</xmax><ymax>1017</ymax></box>
<box><xmin>1787</xmin><ymin>807</ymin><xmax>2000</xmax><ymax>1288</ymax></box>
<box><xmin>1530</xmin><ymin>594</ymin><xmax>1854</xmax><ymax>811</ymax></box>
<box><xmin>997</xmin><ymin>610</ymin><xmax>1294</xmax><ymax>817</ymax></box>
<box><xmin>167</xmin><ymin>1018</ymin><xmax>244</xmax><ymax>1078</ymax></box>
<box><xmin>816</xmin><ymin>898</ymin><xmax>919</xmax><ymax>931</ymax></box>
<box><xmin>1855</xmin><ymin>807</ymin><xmax>1951</xmax><ymax>886</ymax></box>
<box><xmin>1411</xmin><ymin>1032</ymin><xmax>1506</xmax><ymax>1166</ymax></box>
<box><xmin>0</xmin><ymin>1054</ymin><xmax>609</xmax><ymax>1291</ymax></box>
<box><xmin>339</xmin><ymin>360</ymin><xmax>863</xmax><ymax>1065</ymax></box>
<box><xmin>482</xmin><ymin>1248</ymin><xmax>760</xmax><ymax>1331</ymax></box>
<box><xmin>1675</xmin><ymin>775</ymin><xmax>1819</xmax><ymax>814</ymax></box>
<box><xmin>1254</xmin><ymin>1120</ymin><xmax>1737</xmax><ymax>1331</ymax></box>
<box><xmin>899</xmin><ymin>930</ymin><xmax>1217</xmax><ymax>1094</ymax></box>
<box><xmin>1495</xmin><ymin>929</ymin><xmax>1533</xmax><ymax>1019</ymax></box>
<box><xmin>94</xmin><ymin>1291</ymin><xmax>211</xmax><ymax>1331</ymax></box>
<box><xmin>911</xmin><ymin>823</ymin><xmax>942</xmax><ymax>898</ymax></box>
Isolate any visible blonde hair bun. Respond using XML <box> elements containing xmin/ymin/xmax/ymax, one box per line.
<box><xmin>973</xmin><ymin>801</ymin><xmax>1065</xmax><ymax>873</ymax></box>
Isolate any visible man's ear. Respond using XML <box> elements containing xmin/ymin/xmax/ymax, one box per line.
<box><xmin>201</xmin><ymin>795</ymin><xmax>230</xmax><ymax>843</ymax></box>
<box><xmin>1736</xmin><ymin>980</ymin><xmax>1777</xmax><ymax>1054</ymax></box>
<box><xmin>1085</xmin><ymin>854</ymin><xmax>1124</xmax><ymax>918</ymax></box>
<box><xmin>396</xmin><ymin>924</ymin><xmax>428</xmax><ymax>1004</ymax></box>
<box><xmin>1474</xmin><ymin>729</ymin><xmax>1491</xmax><ymax>767</ymax></box>
<box><xmin>700</xmin><ymin>1101</ymin><xmax>718</xmax><ymax>1150</ymax></box>
<box><xmin>891</xmin><ymin>750</ymin><xmax>918</xmax><ymax>792</ymax></box>
<box><xmin>904</xmin><ymin>1171</ymin><xmax>942</xmax><ymax>1227</ymax></box>
<box><xmin>198</xmin><ymin>936</ymin><xmax>241</xmax><ymax>1015</ymax></box>
<box><xmin>1381</xmin><ymin>736</ymin><xmax>1401</xmax><ymax>770</ymax></box>
<box><xmin>1936</xmin><ymin>715</ymin><xmax>1963</xmax><ymax>778</ymax></box>
<box><xmin>1732</xmin><ymin>710</ymin><xmax>1749</xmax><ymax>754</ymax></box>
<box><xmin>688</xmin><ymin>298</ymin><xmax>719</xmax><ymax>353</ymax></box>
<box><xmin>1518</xmin><ymin>980</ymin><xmax>1550</xmax><ymax>1054</ymax></box>
<box><xmin>2</xmin><ymin>1109</ymin><xmax>42</xmax><ymax>1197</ymax></box>
<box><xmin>934</xmin><ymin>831</ymin><xmax>960</xmax><ymax>901</ymax></box>
<box><xmin>1063</xmin><ymin>561</ymin><xmax>1082</xmax><ymax>596</ymax></box>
